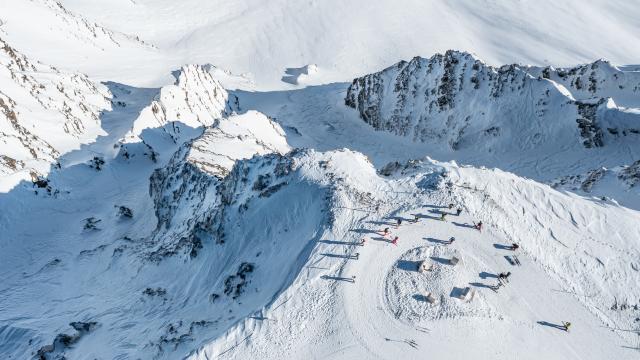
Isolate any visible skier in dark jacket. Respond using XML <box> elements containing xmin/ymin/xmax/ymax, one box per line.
<box><xmin>475</xmin><ymin>221</ymin><xmax>483</xmax><ymax>231</ymax></box>
<box><xmin>510</xmin><ymin>243</ymin><xmax>519</xmax><ymax>251</ymax></box>
<box><xmin>447</xmin><ymin>237</ymin><xmax>455</xmax><ymax>245</ymax></box>
<box><xmin>396</xmin><ymin>219</ymin><xmax>402</xmax><ymax>228</ymax></box>
<box><xmin>456</xmin><ymin>208</ymin><xmax>462</xmax><ymax>216</ymax></box>
<box><xmin>498</xmin><ymin>272</ymin><xmax>511</xmax><ymax>282</ymax></box>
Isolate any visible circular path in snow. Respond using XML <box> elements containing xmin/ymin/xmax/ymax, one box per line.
<box><xmin>383</xmin><ymin>245</ymin><xmax>496</xmax><ymax>324</ymax></box>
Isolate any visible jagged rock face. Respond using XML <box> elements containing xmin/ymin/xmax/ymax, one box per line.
<box><xmin>618</xmin><ymin>160</ymin><xmax>640</xmax><ymax>188</ymax></box>
<box><xmin>575</xmin><ymin>99</ymin><xmax>605</xmax><ymax>148</ymax></box>
<box><xmin>345</xmin><ymin>50</ymin><xmax>640</xmax><ymax>152</ymax></box>
<box><xmin>147</xmin><ymin>112</ymin><xmax>290</xmax><ymax>260</ymax></box>
<box><xmin>527</xmin><ymin>60</ymin><xmax>640</xmax><ymax>108</ymax></box>
<box><xmin>550</xmin><ymin>159</ymin><xmax>640</xmax><ymax>207</ymax></box>
<box><xmin>187</xmin><ymin>111</ymin><xmax>289</xmax><ymax>177</ymax></box>
<box><xmin>124</xmin><ymin>64</ymin><xmax>239</xmax><ymax>145</ymax></box>
<box><xmin>0</xmin><ymin>37</ymin><xmax>110</xmax><ymax>183</ymax></box>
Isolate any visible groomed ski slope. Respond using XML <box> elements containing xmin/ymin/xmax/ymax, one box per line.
<box><xmin>190</xmin><ymin>156</ymin><xmax>640</xmax><ymax>360</ymax></box>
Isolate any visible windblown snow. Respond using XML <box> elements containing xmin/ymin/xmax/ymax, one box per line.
<box><xmin>0</xmin><ymin>1</ymin><xmax>639</xmax><ymax>359</ymax></box>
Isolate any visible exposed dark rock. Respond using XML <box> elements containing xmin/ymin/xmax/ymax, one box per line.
<box><xmin>223</xmin><ymin>262</ymin><xmax>255</xmax><ymax>299</ymax></box>
<box><xmin>116</xmin><ymin>205</ymin><xmax>133</xmax><ymax>218</ymax></box>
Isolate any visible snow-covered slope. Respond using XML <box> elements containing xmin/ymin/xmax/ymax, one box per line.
<box><xmin>0</xmin><ymin>0</ymin><xmax>160</xmax><ymax>83</ymax></box>
<box><xmin>550</xmin><ymin>160</ymin><xmax>640</xmax><ymax>209</ymax></box>
<box><xmin>2</xmin><ymin>0</ymin><xmax>639</xmax><ymax>88</ymax></box>
<box><xmin>0</xmin><ymin>36</ymin><xmax>110</xmax><ymax>191</ymax></box>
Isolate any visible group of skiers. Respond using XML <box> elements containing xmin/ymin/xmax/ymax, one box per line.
<box><xmin>378</xmin><ymin>206</ymin><xmax>469</xmax><ymax>246</ymax></box>
<box><xmin>380</xmin><ymin>227</ymin><xmax>400</xmax><ymax>245</ymax></box>
<box><xmin>362</xmin><ymin>203</ymin><xmax>571</xmax><ymax>333</ymax></box>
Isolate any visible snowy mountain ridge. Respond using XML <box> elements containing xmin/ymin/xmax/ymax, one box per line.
<box><xmin>148</xmin><ymin>111</ymin><xmax>290</xmax><ymax>260</ymax></box>
<box><xmin>345</xmin><ymin>50</ymin><xmax>640</xmax><ymax>150</ymax></box>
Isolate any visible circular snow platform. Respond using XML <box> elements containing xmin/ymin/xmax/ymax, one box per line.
<box><xmin>383</xmin><ymin>246</ymin><xmax>497</xmax><ymax>324</ymax></box>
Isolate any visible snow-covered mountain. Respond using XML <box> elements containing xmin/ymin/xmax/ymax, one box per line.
<box><xmin>345</xmin><ymin>51</ymin><xmax>640</xmax><ymax>181</ymax></box>
<box><xmin>1</xmin><ymin>2</ymin><xmax>640</xmax><ymax>359</ymax></box>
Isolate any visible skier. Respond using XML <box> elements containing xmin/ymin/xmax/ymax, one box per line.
<box><xmin>510</xmin><ymin>243</ymin><xmax>519</xmax><ymax>251</ymax></box>
<box><xmin>392</xmin><ymin>236</ymin><xmax>399</xmax><ymax>246</ymax></box>
<box><xmin>396</xmin><ymin>219</ymin><xmax>402</xmax><ymax>228</ymax></box>
<box><xmin>382</xmin><ymin>227</ymin><xmax>389</xmax><ymax>237</ymax></box>
<box><xmin>562</xmin><ymin>321</ymin><xmax>571</xmax><ymax>332</ymax></box>
<box><xmin>498</xmin><ymin>272</ymin><xmax>511</xmax><ymax>283</ymax></box>
<box><xmin>448</xmin><ymin>203</ymin><xmax>454</xmax><ymax>209</ymax></box>
<box><xmin>447</xmin><ymin>237</ymin><xmax>455</xmax><ymax>245</ymax></box>
<box><xmin>456</xmin><ymin>208</ymin><xmax>462</xmax><ymax>216</ymax></box>
<box><xmin>360</xmin><ymin>238</ymin><xmax>366</xmax><ymax>246</ymax></box>
<box><xmin>440</xmin><ymin>213</ymin><xmax>447</xmax><ymax>221</ymax></box>
<box><xmin>412</xmin><ymin>214</ymin><xmax>420</xmax><ymax>223</ymax></box>
<box><xmin>474</xmin><ymin>221</ymin><xmax>483</xmax><ymax>232</ymax></box>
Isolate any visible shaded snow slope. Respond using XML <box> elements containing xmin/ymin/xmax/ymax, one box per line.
<box><xmin>0</xmin><ymin>40</ymin><xmax>236</xmax><ymax>193</ymax></box>
<box><xmin>0</xmin><ymin>105</ymin><xmax>324</xmax><ymax>359</ymax></box>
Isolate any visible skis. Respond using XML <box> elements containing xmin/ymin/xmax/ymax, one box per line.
<box><xmin>513</xmin><ymin>255</ymin><xmax>522</xmax><ymax>266</ymax></box>
<box><xmin>505</xmin><ymin>255</ymin><xmax>521</xmax><ymax>266</ymax></box>
<box><xmin>404</xmin><ymin>339</ymin><xmax>418</xmax><ymax>349</ymax></box>
<box><xmin>415</xmin><ymin>326</ymin><xmax>430</xmax><ymax>333</ymax></box>
<box><xmin>384</xmin><ymin>338</ymin><xmax>419</xmax><ymax>349</ymax></box>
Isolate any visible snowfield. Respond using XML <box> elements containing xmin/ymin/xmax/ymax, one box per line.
<box><xmin>2</xmin><ymin>0</ymin><xmax>640</xmax><ymax>88</ymax></box>
<box><xmin>1</xmin><ymin>1</ymin><xmax>640</xmax><ymax>359</ymax></box>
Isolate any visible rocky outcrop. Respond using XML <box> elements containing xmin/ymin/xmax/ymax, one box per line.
<box><xmin>528</xmin><ymin>60</ymin><xmax>640</xmax><ymax>108</ymax></box>
<box><xmin>345</xmin><ymin>50</ymin><xmax>640</xmax><ymax>152</ymax></box>
<box><xmin>0</xmin><ymin>36</ymin><xmax>110</xmax><ymax>185</ymax></box>
<box><xmin>618</xmin><ymin>160</ymin><xmax>640</xmax><ymax>188</ymax></box>
<box><xmin>550</xmin><ymin>160</ymin><xmax>640</xmax><ymax>207</ymax></box>
<box><xmin>147</xmin><ymin>112</ymin><xmax>290</xmax><ymax>260</ymax></box>
<box><xmin>123</xmin><ymin>64</ymin><xmax>239</xmax><ymax>146</ymax></box>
